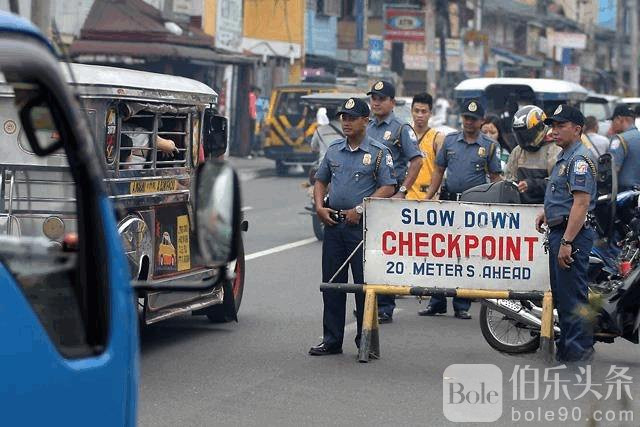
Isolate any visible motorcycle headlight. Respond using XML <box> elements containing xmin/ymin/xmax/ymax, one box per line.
<box><xmin>192</xmin><ymin>115</ymin><xmax>201</xmax><ymax>167</ymax></box>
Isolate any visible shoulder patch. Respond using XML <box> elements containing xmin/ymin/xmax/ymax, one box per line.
<box><xmin>574</xmin><ymin>159</ymin><xmax>588</xmax><ymax>175</ymax></box>
<box><xmin>386</xmin><ymin>153</ymin><xmax>393</xmax><ymax>167</ymax></box>
<box><xmin>408</xmin><ymin>128</ymin><xmax>417</xmax><ymax>141</ymax></box>
<box><xmin>610</xmin><ymin>137</ymin><xmax>621</xmax><ymax>150</ymax></box>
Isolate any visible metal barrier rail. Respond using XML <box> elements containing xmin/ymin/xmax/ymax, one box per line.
<box><xmin>320</xmin><ymin>283</ymin><xmax>555</xmax><ymax>364</ymax></box>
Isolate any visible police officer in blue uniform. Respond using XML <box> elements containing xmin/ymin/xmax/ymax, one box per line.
<box><xmin>536</xmin><ymin>105</ymin><xmax>597</xmax><ymax>362</ymax></box>
<box><xmin>607</xmin><ymin>104</ymin><xmax>640</xmax><ymax>191</ymax></box>
<box><xmin>367</xmin><ymin>80</ymin><xmax>423</xmax><ymax>323</ymax></box>
<box><xmin>309</xmin><ymin>97</ymin><xmax>396</xmax><ymax>356</ymax></box>
<box><xmin>420</xmin><ymin>99</ymin><xmax>502</xmax><ymax>319</ymax></box>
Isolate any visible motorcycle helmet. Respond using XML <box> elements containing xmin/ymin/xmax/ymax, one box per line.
<box><xmin>512</xmin><ymin>105</ymin><xmax>548</xmax><ymax>152</ymax></box>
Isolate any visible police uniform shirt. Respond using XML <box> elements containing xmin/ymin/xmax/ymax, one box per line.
<box><xmin>609</xmin><ymin>126</ymin><xmax>640</xmax><ymax>190</ymax></box>
<box><xmin>315</xmin><ymin>137</ymin><xmax>396</xmax><ymax>210</ymax></box>
<box><xmin>544</xmin><ymin>141</ymin><xmax>597</xmax><ymax>222</ymax></box>
<box><xmin>367</xmin><ymin>112</ymin><xmax>422</xmax><ymax>182</ymax></box>
<box><xmin>436</xmin><ymin>131</ymin><xmax>502</xmax><ymax>194</ymax></box>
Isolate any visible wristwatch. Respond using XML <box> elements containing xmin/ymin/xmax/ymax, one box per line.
<box><xmin>355</xmin><ymin>205</ymin><xmax>364</xmax><ymax>215</ymax></box>
<box><xmin>398</xmin><ymin>185</ymin><xmax>408</xmax><ymax>194</ymax></box>
<box><xmin>560</xmin><ymin>238</ymin><xmax>573</xmax><ymax>246</ymax></box>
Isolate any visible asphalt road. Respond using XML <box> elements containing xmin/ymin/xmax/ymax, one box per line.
<box><xmin>139</xmin><ymin>158</ymin><xmax>640</xmax><ymax>427</ymax></box>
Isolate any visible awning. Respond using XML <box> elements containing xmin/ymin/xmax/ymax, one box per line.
<box><xmin>70</xmin><ymin>40</ymin><xmax>255</xmax><ymax>65</ymax></box>
<box><xmin>491</xmin><ymin>47</ymin><xmax>544</xmax><ymax>68</ymax></box>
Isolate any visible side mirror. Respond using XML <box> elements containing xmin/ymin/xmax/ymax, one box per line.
<box><xmin>194</xmin><ymin>160</ymin><xmax>241</xmax><ymax>266</ymax></box>
<box><xmin>19</xmin><ymin>96</ymin><xmax>64</xmax><ymax>156</ymax></box>
<box><xmin>203</xmin><ymin>109</ymin><xmax>228</xmax><ymax>159</ymax></box>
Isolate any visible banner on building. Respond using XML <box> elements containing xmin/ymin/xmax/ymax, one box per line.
<box><xmin>363</xmin><ymin>198</ymin><xmax>549</xmax><ymax>291</ymax></box>
<box><xmin>563</xmin><ymin>65</ymin><xmax>581</xmax><ymax>84</ymax></box>
<box><xmin>367</xmin><ymin>36</ymin><xmax>383</xmax><ymax>73</ymax></box>
<box><xmin>216</xmin><ymin>0</ymin><xmax>243</xmax><ymax>52</ymax></box>
<box><xmin>404</xmin><ymin>39</ymin><xmax>461</xmax><ymax>72</ymax></box>
<box><xmin>384</xmin><ymin>8</ymin><xmax>424</xmax><ymax>42</ymax></box>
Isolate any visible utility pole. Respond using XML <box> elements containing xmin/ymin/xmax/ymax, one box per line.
<box><xmin>31</xmin><ymin>0</ymin><xmax>52</xmax><ymax>38</ymax></box>
<box><xmin>616</xmin><ymin>0</ymin><xmax>625</xmax><ymax>94</ymax></box>
<box><xmin>630</xmin><ymin>0</ymin><xmax>638</xmax><ymax>95</ymax></box>
<box><xmin>425</xmin><ymin>0</ymin><xmax>437</xmax><ymax>94</ymax></box>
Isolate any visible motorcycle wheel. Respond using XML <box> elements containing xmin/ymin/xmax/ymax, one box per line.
<box><xmin>206</xmin><ymin>236</ymin><xmax>245</xmax><ymax>323</ymax></box>
<box><xmin>479</xmin><ymin>303</ymin><xmax>540</xmax><ymax>353</ymax></box>
<box><xmin>312</xmin><ymin>214</ymin><xmax>324</xmax><ymax>241</ymax></box>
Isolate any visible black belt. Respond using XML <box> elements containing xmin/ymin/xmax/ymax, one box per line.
<box><xmin>547</xmin><ymin>214</ymin><xmax>595</xmax><ymax>231</ymax></box>
<box><xmin>439</xmin><ymin>190</ymin><xmax>462</xmax><ymax>201</ymax></box>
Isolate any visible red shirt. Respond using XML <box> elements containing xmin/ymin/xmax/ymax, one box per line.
<box><xmin>249</xmin><ymin>92</ymin><xmax>257</xmax><ymax>120</ymax></box>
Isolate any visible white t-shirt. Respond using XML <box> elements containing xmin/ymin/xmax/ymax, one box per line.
<box><xmin>586</xmin><ymin>132</ymin><xmax>610</xmax><ymax>157</ymax></box>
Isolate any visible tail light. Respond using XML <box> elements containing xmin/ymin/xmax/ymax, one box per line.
<box><xmin>105</xmin><ymin>107</ymin><xmax>117</xmax><ymax>165</ymax></box>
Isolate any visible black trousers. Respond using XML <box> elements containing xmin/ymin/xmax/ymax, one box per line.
<box><xmin>321</xmin><ymin>222</ymin><xmax>365</xmax><ymax>348</ymax></box>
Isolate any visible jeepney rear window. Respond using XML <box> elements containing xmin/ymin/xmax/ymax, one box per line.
<box><xmin>118</xmin><ymin>110</ymin><xmax>188</xmax><ymax>170</ymax></box>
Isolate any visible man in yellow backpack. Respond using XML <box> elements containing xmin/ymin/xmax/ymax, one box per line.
<box><xmin>406</xmin><ymin>92</ymin><xmax>446</xmax><ymax>201</ymax></box>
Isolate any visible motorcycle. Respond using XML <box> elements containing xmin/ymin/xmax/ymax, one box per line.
<box><xmin>473</xmin><ymin>156</ymin><xmax>640</xmax><ymax>353</ymax></box>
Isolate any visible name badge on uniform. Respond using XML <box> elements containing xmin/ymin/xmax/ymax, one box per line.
<box><xmin>363</xmin><ymin>153</ymin><xmax>372</xmax><ymax>165</ymax></box>
<box><xmin>558</xmin><ymin>164</ymin><xmax>566</xmax><ymax>176</ymax></box>
<box><xmin>383</xmin><ymin>130</ymin><xmax>392</xmax><ymax>140</ymax></box>
<box><xmin>478</xmin><ymin>147</ymin><xmax>486</xmax><ymax>157</ymax></box>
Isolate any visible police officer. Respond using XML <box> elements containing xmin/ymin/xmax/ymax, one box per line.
<box><xmin>367</xmin><ymin>80</ymin><xmax>423</xmax><ymax>323</ymax></box>
<box><xmin>309</xmin><ymin>97</ymin><xmax>396</xmax><ymax>356</ymax></box>
<box><xmin>420</xmin><ymin>99</ymin><xmax>502</xmax><ymax>319</ymax></box>
<box><xmin>607</xmin><ymin>104</ymin><xmax>640</xmax><ymax>191</ymax></box>
<box><xmin>536</xmin><ymin>105</ymin><xmax>597</xmax><ymax>362</ymax></box>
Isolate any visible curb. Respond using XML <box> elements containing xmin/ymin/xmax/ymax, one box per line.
<box><xmin>238</xmin><ymin>167</ymin><xmax>274</xmax><ymax>182</ymax></box>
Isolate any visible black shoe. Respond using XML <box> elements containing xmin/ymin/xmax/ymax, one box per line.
<box><xmin>378</xmin><ymin>313</ymin><xmax>393</xmax><ymax>323</ymax></box>
<box><xmin>454</xmin><ymin>310</ymin><xmax>472</xmax><ymax>319</ymax></box>
<box><xmin>308</xmin><ymin>342</ymin><xmax>343</xmax><ymax>356</ymax></box>
<box><xmin>418</xmin><ymin>306</ymin><xmax>446</xmax><ymax>316</ymax></box>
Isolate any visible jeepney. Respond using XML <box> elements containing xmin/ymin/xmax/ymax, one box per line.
<box><xmin>454</xmin><ymin>77</ymin><xmax>589</xmax><ymax>146</ymax></box>
<box><xmin>582</xmin><ymin>92</ymin><xmax>618</xmax><ymax>136</ymax></box>
<box><xmin>263</xmin><ymin>82</ymin><xmax>354</xmax><ymax>175</ymax></box>
<box><xmin>0</xmin><ymin>63</ymin><xmax>244</xmax><ymax>325</ymax></box>
<box><xmin>0</xmin><ymin>11</ymin><xmax>241</xmax><ymax>424</ymax></box>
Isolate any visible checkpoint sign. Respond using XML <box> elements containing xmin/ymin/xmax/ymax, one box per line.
<box><xmin>363</xmin><ymin>198</ymin><xmax>549</xmax><ymax>291</ymax></box>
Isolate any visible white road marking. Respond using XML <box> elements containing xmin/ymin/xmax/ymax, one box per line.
<box><xmin>241</xmin><ymin>206</ymin><xmax>253</xmax><ymax>212</ymax></box>
<box><xmin>245</xmin><ymin>237</ymin><xmax>318</xmax><ymax>261</ymax></box>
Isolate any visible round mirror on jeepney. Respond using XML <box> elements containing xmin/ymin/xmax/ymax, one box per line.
<box><xmin>194</xmin><ymin>160</ymin><xmax>241</xmax><ymax>266</ymax></box>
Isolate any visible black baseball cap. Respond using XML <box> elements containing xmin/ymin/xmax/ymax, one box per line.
<box><xmin>367</xmin><ymin>80</ymin><xmax>395</xmax><ymax>98</ymax></box>
<box><xmin>543</xmin><ymin>104</ymin><xmax>585</xmax><ymax>127</ymax></box>
<box><xmin>461</xmin><ymin>99</ymin><xmax>485</xmax><ymax>120</ymax></box>
<box><xmin>336</xmin><ymin>97</ymin><xmax>370</xmax><ymax>118</ymax></box>
<box><xmin>609</xmin><ymin>104</ymin><xmax>635</xmax><ymax>120</ymax></box>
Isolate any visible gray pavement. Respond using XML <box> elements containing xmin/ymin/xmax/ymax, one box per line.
<box><xmin>139</xmin><ymin>159</ymin><xmax>640</xmax><ymax>426</ymax></box>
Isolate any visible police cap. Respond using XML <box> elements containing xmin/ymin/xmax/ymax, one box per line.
<box><xmin>461</xmin><ymin>99</ymin><xmax>485</xmax><ymax>120</ymax></box>
<box><xmin>336</xmin><ymin>97</ymin><xmax>370</xmax><ymax>118</ymax></box>
<box><xmin>609</xmin><ymin>104</ymin><xmax>635</xmax><ymax>120</ymax></box>
<box><xmin>543</xmin><ymin>104</ymin><xmax>585</xmax><ymax>127</ymax></box>
<box><xmin>367</xmin><ymin>80</ymin><xmax>395</xmax><ymax>98</ymax></box>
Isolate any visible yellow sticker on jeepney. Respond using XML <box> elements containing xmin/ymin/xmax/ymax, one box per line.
<box><xmin>129</xmin><ymin>178</ymin><xmax>178</xmax><ymax>194</ymax></box>
<box><xmin>177</xmin><ymin>215</ymin><xmax>191</xmax><ymax>271</ymax></box>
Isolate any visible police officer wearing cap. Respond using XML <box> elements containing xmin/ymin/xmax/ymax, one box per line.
<box><xmin>535</xmin><ymin>104</ymin><xmax>597</xmax><ymax>362</ymax></box>
<box><xmin>420</xmin><ymin>99</ymin><xmax>502</xmax><ymax>319</ymax></box>
<box><xmin>367</xmin><ymin>80</ymin><xmax>423</xmax><ymax>323</ymax></box>
<box><xmin>309</xmin><ymin>97</ymin><xmax>396</xmax><ymax>356</ymax></box>
<box><xmin>607</xmin><ymin>104</ymin><xmax>640</xmax><ymax>191</ymax></box>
